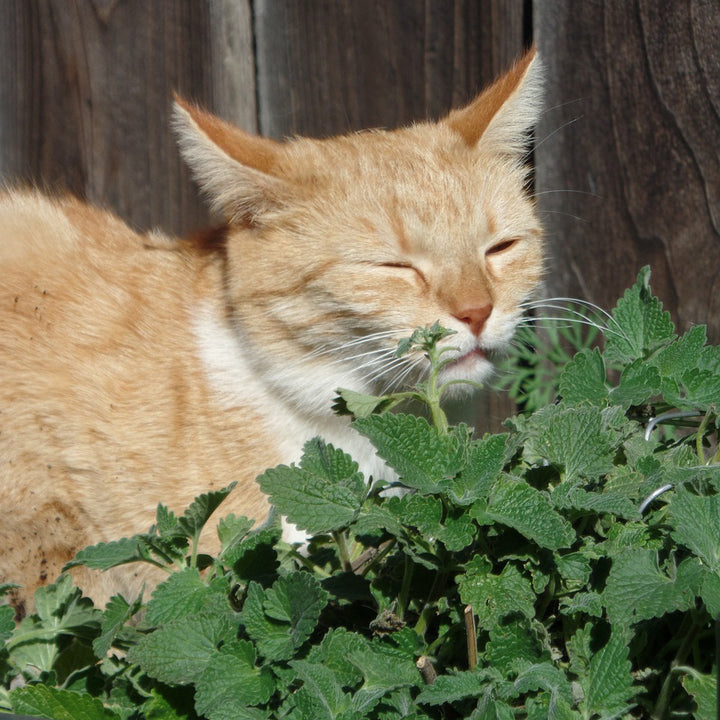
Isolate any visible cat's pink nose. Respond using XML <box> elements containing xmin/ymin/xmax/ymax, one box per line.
<box><xmin>454</xmin><ymin>304</ymin><xmax>492</xmax><ymax>337</ymax></box>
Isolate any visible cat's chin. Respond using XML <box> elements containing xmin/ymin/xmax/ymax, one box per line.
<box><xmin>437</xmin><ymin>347</ymin><xmax>495</xmax><ymax>390</ymax></box>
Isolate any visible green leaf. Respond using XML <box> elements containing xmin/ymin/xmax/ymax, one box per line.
<box><xmin>66</xmin><ymin>536</ymin><xmax>150</xmax><ymax>571</ymax></box>
<box><xmin>93</xmin><ymin>594</ymin><xmax>141</xmax><ymax>658</ymax></box>
<box><xmin>437</xmin><ymin>513</ymin><xmax>476</xmax><ymax>551</ymax></box>
<box><xmin>603</xmin><ymin>549</ymin><xmax>697</xmax><ymax>625</ymax></box>
<box><xmin>194</xmin><ymin>640</ymin><xmax>274</xmax><ymax>717</ymax></box>
<box><xmin>177</xmin><ymin>482</ymin><xmax>237</xmax><ymax>538</ymax></box>
<box><xmin>474</xmin><ymin>477</ymin><xmax>575</xmax><ymax>550</ymax></box>
<box><xmin>416</xmin><ymin>669</ymin><xmax>500</xmax><ymax>705</ymax></box>
<box><xmin>558</xmin><ymin>591</ymin><xmax>603</xmax><ymax>618</ymax></box>
<box><xmin>290</xmin><ymin>659</ymin><xmax>353</xmax><ymax>720</ymax></box>
<box><xmin>522</xmin><ymin>405</ymin><xmax>616</xmax><ymax>481</ymax></box>
<box><xmin>333</xmin><ymin>387</ymin><xmax>402</xmax><ymax>419</ymax></box>
<box><xmin>610</xmin><ymin>359</ymin><xmax>662</xmax><ymax>407</ymax></box>
<box><xmin>305</xmin><ymin>627</ymin><xmax>368</xmax><ymax>688</ymax></box>
<box><xmin>582</xmin><ymin>629</ymin><xmax>635</xmax><ymax>716</ymax></box>
<box><xmin>448</xmin><ymin>434</ymin><xmax>507</xmax><ymax>505</ymax></box>
<box><xmin>558</xmin><ymin>347</ymin><xmax>608</xmax><ymax>405</ymax></box>
<box><xmin>501</xmin><ymin>661</ymin><xmax>573</xmax><ymax>706</ymax></box>
<box><xmin>145</xmin><ymin>567</ymin><xmax>216</xmax><ymax>625</ymax></box>
<box><xmin>682</xmin><ymin>669</ymin><xmax>717</xmax><ymax>720</ymax></box>
<box><xmin>257</xmin><ymin>439</ymin><xmax>365</xmax><ymax>534</ymax></box>
<box><xmin>483</xmin><ymin>618</ymin><xmax>544</xmax><ymax>675</ymax></box>
<box><xmin>11</xmin><ymin>684</ymin><xmax>120</xmax><ymax>720</ymax></box>
<box><xmin>127</xmin><ymin>609</ymin><xmax>234</xmax><ymax>685</ymax></box>
<box><xmin>671</xmin><ymin>488</ymin><xmax>720</xmax><ymax>571</ymax></box>
<box><xmin>551</xmin><ymin>483</ymin><xmax>639</xmax><ymax>520</ymax></box>
<box><xmin>0</xmin><ymin>603</ymin><xmax>15</xmax><ymax>645</ymax></box>
<box><xmin>353</xmin><ymin>413</ymin><xmax>465</xmax><ymax>493</ymax></box>
<box><xmin>458</xmin><ymin>558</ymin><xmax>536</xmax><ymax>630</ymax></box>
<box><xmin>653</xmin><ymin>324</ymin><xmax>707</xmax><ymax>379</ymax></box>
<box><xmin>604</xmin><ymin>265</ymin><xmax>675</xmax><ymax>364</ymax></box>
<box><xmin>217</xmin><ymin>514</ymin><xmax>254</xmax><ymax>557</ymax></box>
<box><xmin>240</xmin><ymin>573</ymin><xmax>328</xmax><ymax>662</ymax></box>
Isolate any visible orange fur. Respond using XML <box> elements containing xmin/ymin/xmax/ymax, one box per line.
<box><xmin>0</xmin><ymin>50</ymin><xmax>544</xmax><ymax>616</ymax></box>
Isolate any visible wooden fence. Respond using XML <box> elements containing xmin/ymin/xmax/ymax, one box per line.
<box><xmin>1</xmin><ymin>0</ymin><xmax>718</xmax><ymax>430</ymax></box>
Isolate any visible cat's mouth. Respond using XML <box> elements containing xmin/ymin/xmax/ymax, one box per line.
<box><xmin>438</xmin><ymin>345</ymin><xmax>493</xmax><ymax>386</ymax></box>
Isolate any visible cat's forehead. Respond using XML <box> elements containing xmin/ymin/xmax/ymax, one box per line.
<box><xmin>280</xmin><ymin>124</ymin><xmax>535</xmax><ymax>250</ymax></box>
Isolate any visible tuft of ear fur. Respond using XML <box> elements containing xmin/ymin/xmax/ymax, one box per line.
<box><xmin>445</xmin><ymin>47</ymin><xmax>543</xmax><ymax>154</ymax></box>
<box><xmin>172</xmin><ymin>96</ymin><xmax>287</xmax><ymax>222</ymax></box>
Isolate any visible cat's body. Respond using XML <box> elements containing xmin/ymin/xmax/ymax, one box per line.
<box><xmin>1</xmin><ymin>50</ymin><xmax>543</xmax><ymax>617</ymax></box>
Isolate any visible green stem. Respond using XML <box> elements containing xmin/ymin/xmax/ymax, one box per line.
<box><xmin>652</xmin><ymin>614</ymin><xmax>701</xmax><ymax>719</ymax></box>
<box><xmin>696</xmin><ymin>408</ymin><xmax>712</xmax><ymax>462</ymax></box>
<box><xmin>397</xmin><ymin>555</ymin><xmax>415</xmax><ymax>620</ymax></box>
<box><xmin>333</xmin><ymin>531</ymin><xmax>352</xmax><ymax>573</ymax></box>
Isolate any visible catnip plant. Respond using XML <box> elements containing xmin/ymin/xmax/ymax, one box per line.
<box><xmin>1</xmin><ymin>267</ymin><xmax>719</xmax><ymax>720</ymax></box>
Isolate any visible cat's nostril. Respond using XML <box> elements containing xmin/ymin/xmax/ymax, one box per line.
<box><xmin>454</xmin><ymin>304</ymin><xmax>492</xmax><ymax>337</ymax></box>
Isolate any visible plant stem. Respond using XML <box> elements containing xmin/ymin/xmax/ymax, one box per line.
<box><xmin>333</xmin><ymin>531</ymin><xmax>353</xmax><ymax>573</ymax></box>
<box><xmin>652</xmin><ymin>614</ymin><xmax>701</xmax><ymax>719</ymax></box>
<box><xmin>464</xmin><ymin>605</ymin><xmax>478</xmax><ymax>671</ymax></box>
<box><xmin>397</xmin><ymin>554</ymin><xmax>415</xmax><ymax>620</ymax></box>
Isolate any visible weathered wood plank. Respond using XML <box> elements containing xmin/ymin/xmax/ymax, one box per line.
<box><xmin>254</xmin><ymin>0</ymin><xmax>528</xmax><ymax>138</ymax></box>
<box><xmin>534</xmin><ymin>0</ymin><xmax>720</xmax><ymax>341</ymax></box>
<box><xmin>0</xmin><ymin>0</ymin><xmax>255</xmax><ymax>235</ymax></box>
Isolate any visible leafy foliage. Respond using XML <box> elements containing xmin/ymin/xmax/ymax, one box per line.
<box><xmin>2</xmin><ymin>267</ymin><xmax>720</xmax><ymax>719</ymax></box>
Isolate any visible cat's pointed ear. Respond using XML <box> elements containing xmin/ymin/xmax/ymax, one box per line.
<box><xmin>445</xmin><ymin>47</ymin><xmax>543</xmax><ymax>154</ymax></box>
<box><xmin>172</xmin><ymin>96</ymin><xmax>287</xmax><ymax>222</ymax></box>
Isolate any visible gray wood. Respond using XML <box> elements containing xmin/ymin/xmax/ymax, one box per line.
<box><xmin>0</xmin><ymin>0</ymin><xmax>258</xmax><ymax>235</ymax></box>
<box><xmin>254</xmin><ymin>0</ymin><xmax>528</xmax><ymax>138</ymax></box>
<box><xmin>534</xmin><ymin>0</ymin><xmax>720</xmax><ymax>341</ymax></box>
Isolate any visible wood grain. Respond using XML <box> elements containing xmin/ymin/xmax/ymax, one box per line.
<box><xmin>253</xmin><ymin>0</ymin><xmax>528</xmax><ymax>138</ymax></box>
<box><xmin>0</xmin><ymin>0</ymin><xmax>255</xmax><ymax>235</ymax></box>
<box><xmin>535</xmin><ymin>0</ymin><xmax>720</xmax><ymax>341</ymax></box>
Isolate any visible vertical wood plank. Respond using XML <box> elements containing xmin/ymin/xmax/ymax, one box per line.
<box><xmin>534</xmin><ymin>0</ymin><xmax>720</xmax><ymax>341</ymax></box>
<box><xmin>0</xmin><ymin>0</ymin><xmax>256</xmax><ymax>235</ymax></box>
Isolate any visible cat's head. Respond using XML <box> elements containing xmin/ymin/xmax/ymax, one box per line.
<box><xmin>174</xmin><ymin>49</ymin><xmax>543</xmax><ymax>413</ymax></box>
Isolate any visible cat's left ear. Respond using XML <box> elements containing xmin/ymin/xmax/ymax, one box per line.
<box><xmin>172</xmin><ymin>96</ymin><xmax>289</xmax><ymax>222</ymax></box>
<box><xmin>445</xmin><ymin>47</ymin><xmax>543</xmax><ymax>155</ymax></box>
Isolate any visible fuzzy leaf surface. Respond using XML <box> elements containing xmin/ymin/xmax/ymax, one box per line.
<box><xmin>257</xmin><ymin>439</ymin><xmax>365</xmax><ymax>533</ymax></box>
<box><xmin>353</xmin><ymin>413</ymin><xmax>465</xmax><ymax>493</ymax></box>
<box><xmin>11</xmin><ymin>684</ymin><xmax>120</xmax><ymax>720</ymax></box>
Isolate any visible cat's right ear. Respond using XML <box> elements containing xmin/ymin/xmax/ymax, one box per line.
<box><xmin>172</xmin><ymin>96</ymin><xmax>287</xmax><ymax>222</ymax></box>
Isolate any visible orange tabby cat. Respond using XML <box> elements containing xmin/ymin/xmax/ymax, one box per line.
<box><xmin>0</xmin><ymin>49</ymin><xmax>543</xmax><ymax>617</ymax></box>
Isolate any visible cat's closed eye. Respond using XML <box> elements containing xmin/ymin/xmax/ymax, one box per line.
<box><xmin>485</xmin><ymin>238</ymin><xmax>521</xmax><ymax>256</ymax></box>
<box><xmin>378</xmin><ymin>262</ymin><xmax>427</xmax><ymax>285</ymax></box>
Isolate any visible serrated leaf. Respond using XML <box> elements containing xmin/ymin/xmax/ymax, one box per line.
<box><xmin>437</xmin><ymin>513</ymin><xmax>475</xmax><ymax>551</ymax></box>
<box><xmin>145</xmin><ymin>567</ymin><xmax>215</xmax><ymax>625</ymax></box>
<box><xmin>604</xmin><ymin>265</ymin><xmax>675</xmax><ymax>364</ymax></box>
<box><xmin>66</xmin><ymin>536</ymin><xmax>150</xmax><ymax>571</ymax></box>
<box><xmin>551</xmin><ymin>484</ymin><xmax>639</xmax><ymax>520</ymax></box>
<box><xmin>226</xmin><ymin>527</ymin><xmax>280</xmax><ymax>583</ymax></box>
<box><xmin>396</xmin><ymin>494</ymin><xmax>443</xmax><ymax>535</ymax></box>
<box><xmin>241</xmin><ymin>573</ymin><xmax>328</xmax><ymax>662</ymax></box>
<box><xmin>354</xmin><ymin>413</ymin><xmax>465</xmax><ymax>493</ymax></box>
<box><xmin>700</xmin><ymin>570</ymin><xmax>720</xmax><ymax>617</ymax></box>
<box><xmin>582</xmin><ymin>629</ymin><xmax>635</xmax><ymax>715</ymax></box>
<box><xmin>559</xmin><ymin>591</ymin><xmax>603</xmax><ymax>618</ymax></box>
<box><xmin>610</xmin><ymin>359</ymin><xmax>662</xmax><ymax>407</ymax></box>
<box><xmin>448</xmin><ymin>434</ymin><xmax>507</xmax><ymax>505</ymax></box>
<box><xmin>484</xmin><ymin>618</ymin><xmax>544</xmax><ymax>675</ymax></box>
<box><xmin>603</xmin><ymin>549</ymin><xmax>697</xmax><ymax>625</ymax></box>
<box><xmin>127</xmin><ymin>610</ymin><xmax>234</xmax><ymax>685</ymax></box>
<box><xmin>258</xmin><ymin>439</ymin><xmax>365</xmax><ymax>534</ymax></box>
<box><xmin>305</xmin><ymin>628</ymin><xmax>368</xmax><ymax>688</ymax></box>
<box><xmin>11</xmin><ymin>684</ymin><xmax>120</xmax><ymax>720</ymax></box>
<box><xmin>671</xmin><ymin>489</ymin><xmax>720</xmax><ymax>571</ymax></box>
<box><xmin>217</xmin><ymin>514</ymin><xmax>254</xmax><ymax>556</ymax></box>
<box><xmin>333</xmin><ymin>387</ymin><xmax>402</xmax><ymax>419</ymax></box>
<box><xmin>559</xmin><ymin>347</ymin><xmax>609</xmax><ymax>405</ymax></box>
<box><xmin>347</xmin><ymin>642</ymin><xmax>420</xmax><ymax>690</ymax></box>
<box><xmin>474</xmin><ymin>477</ymin><xmax>575</xmax><ymax>550</ymax></box>
<box><xmin>458</xmin><ymin>558</ymin><xmax>536</xmax><ymax>630</ymax></box>
<box><xmin>501</xmin><ymin>661</ymin><xmax>573</xmax><ymax>706</ymax></box>
<box><xmin>653</xmin><ymin>324</ymin><xmax>707</xmax><ymax>379</ymax></box>
<box><xmin>0</xmin><ymin>603</ymin><xmax>15</xmax><ymax>644</ymax></box>
<box><xmin>290</xmin><ymin>659</ymin><xmax>353</xmax><ymax>720</ymax></box>
<box><xmin>177</xmin><ymin>482</ymin><xmax>237</xmax><ymax>538</ymax></box>
<box><xmin>93</xmin><ymin>594</ymin><xmax>141</xmax><ymax>658</ymax></box>
<box><xmin>195</xmin><ymin>640</ymin><xmax>274</xmax><ymax>717</ymax></box>
<box><xmin>682</xmin><ymin>669</ymin><xmax>717</xmax><ymax>720</ymax></box>
<box><xmin>416</xmin><ymin>669</ymin><xmax>500</xmax><ymax>705</ymax></box>
<box><xmin>522</xmin><ymin>405</ymin><xmax>616</xmax><ymax>481</ymax></box>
